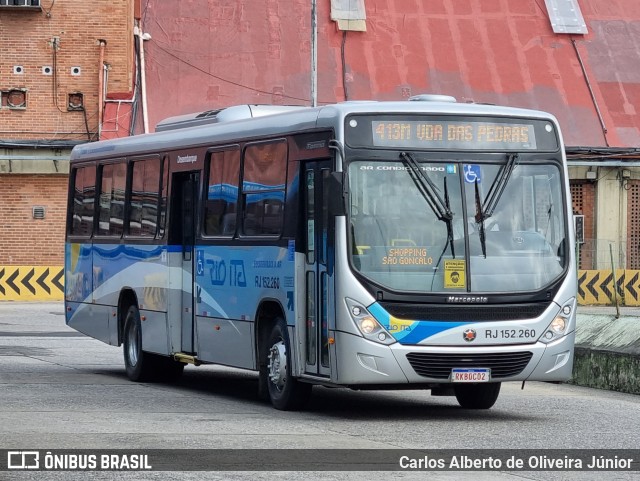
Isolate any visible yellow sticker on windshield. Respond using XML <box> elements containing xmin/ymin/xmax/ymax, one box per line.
<box><xmin>444</xmin><ymin>260</ymin><xmax>466</xmax><ymax>288</ymax></box>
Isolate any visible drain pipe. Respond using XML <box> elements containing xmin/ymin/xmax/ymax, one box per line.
<box><xmin>135</xmin><ymin>23</ymin><xmax>151</xmax><ymax>133</ymax></box>
<box><xmin>97</xmin><ymin>39</ymin><xmax>107</xmax><ymax>140</ymax></box>
<box><xmin>311</xmin><ymin>0</ymin><xmax>317</xmax><ymax>107</ymax></box>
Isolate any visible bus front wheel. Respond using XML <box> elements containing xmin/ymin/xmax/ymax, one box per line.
<box><xmin>454</xmin><ymin>382</ymin><xmax>501</xmax><ymax>409</ymax></box>
<box><xmin>263</xmin><ymin>318</ymin><xmax>311</xmax><ymax>410</ymax></box>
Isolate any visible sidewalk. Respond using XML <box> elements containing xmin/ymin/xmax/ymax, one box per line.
<box><xmin>573</xmin><ymin>305</ymin><xmax>640</xmax><ymax>394</ymax></box>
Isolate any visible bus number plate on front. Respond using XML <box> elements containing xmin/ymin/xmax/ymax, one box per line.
<box><xmin>451</xmin><ymin>368</ymin><xmax>491</xmax><ymax>383</ymax></box>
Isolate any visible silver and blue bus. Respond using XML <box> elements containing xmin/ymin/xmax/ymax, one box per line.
<box><xmin>65</xmin><ymin>97</ymin><xmax>576</xmax><ymax>410</ymax></box>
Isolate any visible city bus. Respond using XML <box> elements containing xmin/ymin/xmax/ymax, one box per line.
<box><xmin>65</xmin><ymin>97</ymin><xmax>577</xmax><ymax>410</ymax></box>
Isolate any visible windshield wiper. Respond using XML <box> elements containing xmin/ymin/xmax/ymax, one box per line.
<box><xmin>475</xmin><ymin>180</ymin><xmax>487</xmax><ymax>258</ymax></box>
<box><xmin>442</xmin><ymin>177</ymin><xmax>455</xmax><ymax>259</ymax></box>
<box><xmin>474</xmin><ymin>153</ymin><xmax>519</xmax><ymax>257</ymax></box>
<box><xmin>400</xmin><ymin>152</ymin><xmax>453</xmax><ymax>222</ymax></box>
<box><xmin>400</xmin><ymin>152</ymin><xmax>455</xmax><ymax>264</ymax></box>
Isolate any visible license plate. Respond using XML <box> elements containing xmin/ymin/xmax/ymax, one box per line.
<box><xmin>451</xmin><ymin>368</ymin><xmax>491</xmax><ymax>383</ymax></box>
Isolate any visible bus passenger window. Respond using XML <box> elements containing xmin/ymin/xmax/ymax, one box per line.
<box><xmin>97</xmin><ymin>163</ymin><xmax>126</xmax><ymax>237</ymax></box>
<box><xmin>204</xmin><ymin>149</ymin><xmax>240</xmax><ymax>236</ymax></box>
<box><xmin>70</xmin><ymin>166</ymin><xmax>95</xmax><ymax>237</ymax></box>
<box><xmin>243</xmin><ymin>194</ymin><xmax>284</xmax><ymax>235</ymax></box>
<box><xmin>129</xmin><ymin>158</ymin><xmax>161</xmax><ymax>237</ymax></box>
<box><xmin>241</xmin><ymin>140</ymin><xmax>287</xmax><ymax>236</ymax></box>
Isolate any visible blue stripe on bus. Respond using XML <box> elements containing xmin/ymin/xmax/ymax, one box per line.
<box><xmin>92</xmin><ymin>244</ymin><xmax>164</xmax><ymax>259</ymax></box>
<box><xmin>395</xmin><ymin>321</ymin><xmax>466</xmax><ymax>344</ymax></box>
<box><xmin>368</xmin><ymin>302</ymin><xmax>466</xmax><ymax>344</ymax></box>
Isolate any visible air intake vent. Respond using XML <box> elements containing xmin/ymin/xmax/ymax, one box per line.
<box><xmin>409</xmin><ymin>94</ymin><xmax>457</xmax><ymax>103</ymax></box>
<box><xmin>155</xmin><ymin>105</ymin><xmax>306</xmax><ymax>132</ymax></box>
<box><xmin>32</xmin><ymin>206</ymin><xmax>45</xmax><ymax>219</ymax></box>
<box><xmin>406</xmin><ymin>351</ymin><xmax>533</xmax><ymax>379</ymax></box>
<box><xmin>195</xmin><ymin>109</ymin><xmax>222</xmax><ymax>119</ymax></box>
<box><xmin>3</xmin><ymin>89</ymin><xmax>27</xmax><ymax>109</ymax></box>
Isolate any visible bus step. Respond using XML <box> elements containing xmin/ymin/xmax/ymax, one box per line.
<box><xmin>173</xmin><ymin>353</ymin><xmax>201</xmax><ymax>366</ymax></box>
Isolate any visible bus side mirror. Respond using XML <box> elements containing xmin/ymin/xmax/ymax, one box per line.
<box><xmin>327</xmin><ymin>171</ymin><xmax>345</xmax><ymax>216</ymax></box>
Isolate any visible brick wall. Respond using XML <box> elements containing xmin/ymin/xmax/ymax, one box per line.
<box><xmin>0</xmin><ymin>174</ymin><xmax>67</xmax><ymax>265</ymax></box>
<box><xmin>627</xmin><ymin>181</ymin><xmax>640</xmax><ymax>269</ymax></box>
<box><xmin>0</xmin><ymin>0</ymin><xmax>133</xmax><ymax>141</ymax></box>
<box><xmin>0</xmin><ymin>1</ymin><xmax>132</xmax><ymax>268</ymax></box>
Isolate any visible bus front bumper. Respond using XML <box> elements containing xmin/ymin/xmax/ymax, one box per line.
<box><xmin>332</xmin><ymin>330</ymin><xmax>575</xmax><ymax>386</ymax></box>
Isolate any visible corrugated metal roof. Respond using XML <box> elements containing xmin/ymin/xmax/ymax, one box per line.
<box><xmin>142</xmin><ymin>0</ymin><xmax>640</xmax><ymax>148</ymax></box>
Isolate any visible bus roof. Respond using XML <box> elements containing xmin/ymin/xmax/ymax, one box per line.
<box><xmin>70</xmin><ymin>100</ymin><xmax>558</xmax><ymax>163</ymax></box>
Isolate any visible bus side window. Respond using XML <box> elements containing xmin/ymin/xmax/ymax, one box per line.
<box><xmin>70</xmin><ymin>165</ymin><xmax>96</xmax><ymax>237</ymax></box>
<box><xmin>204</xmin><ymin>149</ymin><xmax>240</xmax><ymax>236</ymax></box>
<box><xmin>221</xmin><ymin>213</ymin><xmax>237</xmax><ymax>235</ymax></box>
<box><xmin>243</xmin><ymin>211</ymin><xmax>260</xmax><ymax>236</ymax></box>
<box><xmin>157</xmin><ymin>155</ymin><xmax>169</xmax><ymax>239</ymax></box>
<box><xmin>241</xmin><ymin>140</ymin><xmax>287</xmax><ymax>237</ymax></box>
<box><xmin>97</xmin><ymin>162</ymin><xmax>126</xmax><ymax>237</ymax></box>
<box><xmin>129</xmin><ymin>158</ymin><xmax>161</xmax><ymax>237</ymax></box>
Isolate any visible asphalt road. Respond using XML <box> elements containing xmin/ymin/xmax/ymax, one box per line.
<box><xmin>1</xmin><ymin>302</ymin><xmax>639</xmax><ymax>481</ymax></box>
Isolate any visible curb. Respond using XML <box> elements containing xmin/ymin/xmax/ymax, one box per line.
<box><xmin>571</xmin><ymin>312</ymin><xmax>640</xmax><ymax>395</ymax></box>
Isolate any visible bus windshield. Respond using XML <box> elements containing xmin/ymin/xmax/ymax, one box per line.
<box><xmin>348</xmin><ymin>158</ymin><xmax>567</xmax><ymax>294</ymax></box>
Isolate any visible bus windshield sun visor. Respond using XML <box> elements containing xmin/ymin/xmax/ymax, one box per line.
<box><xmin>474</xmin><ymin>153</ymin><xmax>519</xmax><ymax>258</ymax></box>
<box><xmin>399</xmin><ymin>152</ymin><xmax>455</xmax><ymax>259</ymax></box>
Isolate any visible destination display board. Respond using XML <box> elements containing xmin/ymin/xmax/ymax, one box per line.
<box><xmin>345</xmin><ymin>115</ymin><xmax>559</xmax><ymax>152</ymax></box>
<box><xmin>372</xmin><ymin>120</ymin><xmax>536</xmax><ymax>150</ymax></box>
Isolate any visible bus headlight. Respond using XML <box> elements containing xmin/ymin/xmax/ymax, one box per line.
<box><xmin>359</xmin><ymin>316</ymin><xmax>377</xmax><ymax>334</ymax></box>
<box><xmin>550</xmin><ymin>316</ymin><xmax>566</xmax><ymax>333</ymax></box>
<box><xmin>346</xmin><ymin>298</ymin><xmax>396</xmax><ymax>345</ymax></box>
<box><xmin>540</xmin><ymin>299</ymin><xmax>574</xmax><ymax>344</ymax></box>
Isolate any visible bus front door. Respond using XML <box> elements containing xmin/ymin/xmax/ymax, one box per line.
<box><xmin>303</xmin><ymin>161</ymin><xmax>333</xmax><ymax>378</ymax></box>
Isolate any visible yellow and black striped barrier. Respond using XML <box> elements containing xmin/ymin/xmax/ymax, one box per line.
<box><xmin>0</xmin><ymin>266</ymin><xmax>64</xmax><ymax>301</ymax></box>
<box><xmin>578</xmin><ymin>269</ymin><xmax>640</xmax><ymax>306</ymax></box>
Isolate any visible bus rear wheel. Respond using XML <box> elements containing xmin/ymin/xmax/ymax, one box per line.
<box><xmin>454</xmin><ymin>382</ymin><xmax>501</xmax><ymax>409</ymax></box>
<box><xmin>123</xmin><ymin>305</ymin><xmax>184</xmax><ymax>382</ymax></box>
<box><xmin>263</xmin><ymin>318</ymin><xmax>311</xmax><ymax>411</ymax></box>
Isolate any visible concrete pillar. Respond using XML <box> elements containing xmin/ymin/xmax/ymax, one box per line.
<box><xmin>595</xmin><ymin>167</ymin><xmax>627</xmax><ymax>269</ymax></box>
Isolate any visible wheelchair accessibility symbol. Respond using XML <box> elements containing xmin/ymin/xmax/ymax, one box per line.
<box><xmin>464</xmin><ymin>164</ymin><xmax>481</xmax><ymax>183</ymax></box>
<box><xmin>196</xmin><ymin>250</ymin><xmax>204</xmax><ymax>276</ymax></box>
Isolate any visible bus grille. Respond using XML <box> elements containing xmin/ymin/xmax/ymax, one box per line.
<box><xmin>378</xmin><ymin>302</ymin><xmax>550</xmax><ymax>321</ymax></box>
<box><xmin>405</xmin><ymin>351</ymin><xmax>534</xmax><ymax>379</ymax></box>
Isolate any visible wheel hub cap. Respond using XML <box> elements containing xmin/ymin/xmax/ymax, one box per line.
<box><xmin>267</xmin><ymin>340</ymin><xmax>287</xmax><ymax>391</ymax></box>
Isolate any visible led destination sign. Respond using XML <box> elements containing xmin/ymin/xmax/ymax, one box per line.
<box><xmin>371</xmin><ymin>120</ymin><xmax>537</xmax><ymax>150</ymax></box>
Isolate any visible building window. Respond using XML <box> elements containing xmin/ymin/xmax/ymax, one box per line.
<box><xmin>0</xmin><ymin>1</ymin><xmax>41</xmax><ymax>7</ymax></box>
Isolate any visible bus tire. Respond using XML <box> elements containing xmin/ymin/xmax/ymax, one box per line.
<box><xmin>264</xmin><ymin>318</ymin><xmax>312</xmax><ymax>411</ymax></box>
<box><xmin>454</xmin><ymin>382</ymin><xmax>501</xmax><ymax>409</ymax></box>
<box><xmin>123</xmin><ymin>305</ymin><xmax>157</xmax><ymax>382</ymax></box>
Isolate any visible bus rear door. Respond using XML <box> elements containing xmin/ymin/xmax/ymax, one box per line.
<box><xmin>171</xmin><ymin>171</ymin><xmax>200</xmax><ymax>355</ymax></box>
